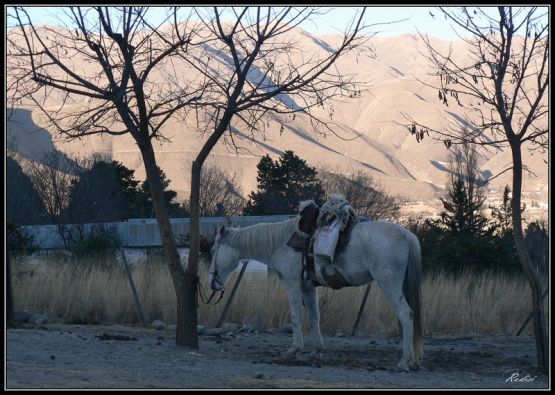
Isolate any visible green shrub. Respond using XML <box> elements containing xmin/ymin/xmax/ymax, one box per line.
<box><xmin>70</xmin><ymin>226</ymin><xmax>121</xmax><ymax>259</ymax></box>
<box><xmin>7</xmin><ymin>222</ymin><xmax>37</xmax><ymax>256</ymax></box>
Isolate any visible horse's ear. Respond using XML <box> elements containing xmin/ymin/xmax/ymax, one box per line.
<box><xmin>219</xmin><ymin>225</ymin><xmax>226</xmax><ymax>236</ymax></box>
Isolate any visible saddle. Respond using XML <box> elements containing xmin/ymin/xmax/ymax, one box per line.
<box><xmin>286</xmin><ymin>201</ymin><xmax>368</xmax><ymax>289</ymax></box>
<box><xmin>298</xmin><ymin>201</ymin><xmax>320</xmax><ymax>236</ymax></box>
<box><xmin>287</xmin><ymin>201</ymin><xmax>319</xmax><ymax>284</ymax></box>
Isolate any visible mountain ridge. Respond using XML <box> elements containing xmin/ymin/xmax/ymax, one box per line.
<box><xmin>7</xmin><ymin>28</ymin><xmax>548</xmax><ymax>220</ymax></box>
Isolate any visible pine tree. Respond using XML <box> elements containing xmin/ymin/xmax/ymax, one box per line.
<box><xmin>6</xmin><ymin>156</ymin><xmax>47</xmax><ymax>225</ymax></box>
<box><xmin>440</xmin><ymin>175</ymin><xmax>489</xmax><ymax>236</ymax></box>
<box><xmin>490</xmin><ymin>185</ymin><xmax>525</xmax><ymax>237</ymax></box>
<box><xmin>65</xmin><ymin>160</ymin><xmax>141</xmax><ymax>223</ymax></box>
<box><xmin>244</xmin><ymin>150</ymin><xmax>324</xmax><ymax>215</ymax></box>
<box><xmin>135</xmin><ymin>167</ymin><xmax>187</xmax><ymax>218</ymax></box>
<box><xmin>439</xmin><ymin>141</ymin><xmax>489</xmax><ymax>236</ymax></box>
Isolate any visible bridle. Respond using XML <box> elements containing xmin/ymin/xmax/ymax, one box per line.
<box><xmin>199</xmin><ymin>239</ymin><xmax>225</xmax><ymax>305</ymax></box>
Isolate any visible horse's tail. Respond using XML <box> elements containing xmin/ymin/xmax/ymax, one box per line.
<box><xmin>402</xmin><ymin>230</ymin><xmax>424</xmax><ymax>363</ymax></box>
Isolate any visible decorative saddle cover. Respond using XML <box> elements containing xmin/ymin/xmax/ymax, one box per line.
<box><xmin>287</xmin><ymin>195</ymin><xmax>368</xmax><ymax>288</ymax></box>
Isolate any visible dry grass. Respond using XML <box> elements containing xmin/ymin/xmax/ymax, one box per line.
<box><xmin>11</xmin><ymin>254</ymin><xmax>546</xmax><ymax>336</ymax></box>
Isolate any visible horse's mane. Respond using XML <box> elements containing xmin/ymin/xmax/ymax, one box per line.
<box><xmin>224</xmin><ymin>217</ymin><xmax>299</xmax><ymax>259</ymax></box>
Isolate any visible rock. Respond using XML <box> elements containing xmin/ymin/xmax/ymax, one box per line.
<box><xmin>13</xmin><ymin>309</ymin><xmax>31</xmax><ymax>324</ymax></box>
<box><xmin>95</xmin><ymin>333</ymin><xmax>137</xmax><ymax>341</ymax></box>
<box><xmin>151</xmin><ymin>320</ymin><xmax>166</xmax><ymax>330</ymax></box>
<box><xmin>246</xmin><ymin>315</ymin><xmax>263</xmax><ymax>333</ymax></box>
<box><xmin>239</xmin><ymin>324</ymin><xmax>253</xmax><ymax>333</ymax></box>
<box><xmin>221</xmin><ymin>322</ymin><xmax>240</xmax><ymax>332</ymax></box>
<box><xmin>279</xmin><ymin>323</ymin><xmax>293</xmax><ymax>334</ymax></box>
<box><xmin>204</xmin><ymin>327</ymin><xmax>230</xmax><ymax>336</ymax></box>
<box><xmin>28</xmin><ymin>313</ymin><xmax>48</xmax><ymax>326</ymax></box>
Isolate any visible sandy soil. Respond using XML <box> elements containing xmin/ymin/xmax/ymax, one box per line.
<box><xmin>6</xmin><ymin>324</ymin><xmax>549</xmax><ymax>389</ymax></box>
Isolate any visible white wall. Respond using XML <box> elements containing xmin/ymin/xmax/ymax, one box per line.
<box><xmin>22</xmin><ymin>215</ymin><xmax>293</xmax><ymax>249</ymax></box>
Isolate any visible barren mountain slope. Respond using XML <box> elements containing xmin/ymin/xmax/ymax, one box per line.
<box><xmin>7</xmin><ymin>28</ymin><xmax>548</xmax><ymax>216</ymax></box>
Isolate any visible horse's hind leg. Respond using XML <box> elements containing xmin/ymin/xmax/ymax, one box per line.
<box><xmin>302</xmin><ymin>286</ymin><xmax>324</xmax><ymax>358</ymax></box>
<box><xmin>378</xmin><ymin>282</ymin><xmax>415</xmax><ymax>372</ymax></box>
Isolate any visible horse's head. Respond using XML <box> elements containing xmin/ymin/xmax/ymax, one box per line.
<box><xmin>208</xmin><ymin>225</ymin><xmax>240</xmax><ymax>291</ymax></box>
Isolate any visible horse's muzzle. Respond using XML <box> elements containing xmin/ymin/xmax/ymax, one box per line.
<box><xmin>210</xmin><ymin>272</ymin><xmax>224</xmax><ymax>291</ymax></box>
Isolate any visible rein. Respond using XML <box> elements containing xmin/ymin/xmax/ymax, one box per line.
<box><xmin>199</xmin><ymin>241</ymin><xmax>225</xmax><ymax>305</ymax></box>
<box><xmin>198</xmin><ymin>281</ymin><xmax>225</xmax><ymax>305</ymax></box>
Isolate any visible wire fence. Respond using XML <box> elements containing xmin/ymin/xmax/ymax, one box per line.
<box><xmin>8</xmin><ymin>246</ymin><xmax>547</xmax><ymax>337</ymax></box>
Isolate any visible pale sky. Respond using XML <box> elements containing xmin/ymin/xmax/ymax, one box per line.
<box><xmin>4</xmin><ymin>5</ymin><xmax>477</xmax><ymax>40</ymax></box>
<box><xmin>7</xmin><ymin>5</ymin><xmax>548</xmax><ymax>41</ymax></box>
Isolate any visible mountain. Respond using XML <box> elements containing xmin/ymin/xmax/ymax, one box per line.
<box><xmin>6</xmin><ymin>27</ymin><xmax>548</xmax><ymax>220</ymax></box>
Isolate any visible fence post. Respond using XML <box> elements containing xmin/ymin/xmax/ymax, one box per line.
<box><xmin>515</xmin><ymin>288</ymin><xmax>548</xmax><ymax>336</ymax></box>
<box><xmin>351</xmin><ymin>283</ymin><xmax>372</xmax><ymax>336</ymax></box>
<box><xmin>217</xmin><ymin>260</ymin><xmax>249</xmax><ymax>328</ymax></box>
<box><xmin>118</xmin><ymin>248</ymin><xmax>147</xmax><ymax>327</ymax></box>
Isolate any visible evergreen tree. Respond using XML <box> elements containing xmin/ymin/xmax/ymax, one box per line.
<box><xmin>6</xmin><ymin>156</ymin><xmax>47</xmax><ymax>225</ymax></box>
<box><xmin>439</xmin><ymin>143</ymin><xmax>489</xmax><ymax>236</ymax></box>
<box><xmin>65</xmin><ymin>160</ymin><xmax>142</xmax><ymax>223</ymax></box>
<box><xmin>488</xmin><ymin>185</ymin><xmax>523</xmax><ymax>272</ymax></box>
<box><xmin>439</xmin><ymin>177</ymin><xmax>489</xmax><ymax>236</ymax></box>
<box><xmin>244</xmin><ymin>150</ymin><xmax>324</xmax><ymax>215</ymax></box>
<box><xmin>422</xmin><ymin>142</ymin><xmax>494</xmax><ymax>273</ymax></box>
<box><xmin>135</xmin><ymin>167</ymin><xmax>188</xmax><ymax>218</ymax></box>
<box><xmin>490</xmin><ymin>185</ymin><xmax>525</xmax><ymax>236</ymax></box>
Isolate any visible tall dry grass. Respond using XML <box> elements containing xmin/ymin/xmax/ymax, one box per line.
<box><xmin>10</xmin><ymin>254</ymin><xmax>546</xmax><ymax>336</ymax></box>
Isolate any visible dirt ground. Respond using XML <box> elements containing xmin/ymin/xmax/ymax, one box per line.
<box><xmin>5</xmin><ymin>323</ymin><xmax>549</xmax><ymax>389</ymax></box>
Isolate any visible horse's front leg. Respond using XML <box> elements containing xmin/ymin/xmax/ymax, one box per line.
<box><xmin>302</xmin><ymin>285</ymin><xmax>324</xmax><ymax>359</ymax></box>
<box><xmin>282</xmin><ymin>279</ymin><xmax>304</xmax><ymax>359</ymax></box>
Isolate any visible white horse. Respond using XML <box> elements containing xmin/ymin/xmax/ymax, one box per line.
<box><xmin>208</xmin><ymin>211</ymin><xmax>424</xmax><ymax>372</ymax></box>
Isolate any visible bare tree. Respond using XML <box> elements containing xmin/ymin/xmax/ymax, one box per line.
<box><xmin>8</xmin><ymin>5</ymin><xmax>370</xmax><ymax>349</ymax></box>
<box><xmin>179</xmin><ymin>6</ymin><xmax>370</xmax><ymax>346</ymax></box>
<box><xmin>317</xmin><ymin>167</ymin><xmax>400</xmax><ymax>221</ymax></box>
<box><xmin>403</xmin><ymin>6</ymin><xmax>548</xmax><ymax>371</ymax></box>
<box><xmin>8</xmin><ymin>6</ymin><xmax>208</xmax><ymax>347</ymax></box>
<box><xmin>183</xmin><ymin>164</ymin><xmax>245</xmax><ymax>217</ymax></box>
<box><xmin>25</xmin><ymin>150</ymin><xmax>80</xmax><ymax>246</ymax></box>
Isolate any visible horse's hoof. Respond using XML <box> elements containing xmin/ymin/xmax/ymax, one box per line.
<box><xmin>282</xmin><ymin>349</ymin><xmax>299</xmax><ymax>360</ymax></box>
<box><xmin>409</xmin><ymin>361</ymin><xmax>421</xmax><ymax>371</ymax></box>
<box><xmin>310</xmin><ymin>350</ymin><xmax>322</xmax><ymax>361</ymax></box>
<box><xmin>395</xmin><ymin>362</ymin><xmax>410</xmax><ymax>373</ymax></box>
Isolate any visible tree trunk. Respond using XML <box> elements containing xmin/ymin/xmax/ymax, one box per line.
<box><xmin>510</xmin><ymin>140</ymin><xmax>548</xmax><ymax>372</ymax></box>
<box><xmin>186</xmin><ymin>109</ymin><xmax>235</xmax><ymax>328</ymax></box>
<box><xmin>187</xmin><ymin>160</ymin><xmax>202</xmax><ymax>278</ymax></box>
<box><xmin>140</xmin><ymin>142</ymin><xmax>197</xmax><ymax>348</ymax></box>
